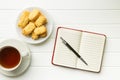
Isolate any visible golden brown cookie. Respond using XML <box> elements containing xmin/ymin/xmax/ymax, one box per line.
<box><xmin>35</xmin><ymin>15</ymin><xmax>47</xmax><ymax>27</ymax></box>
<box><xmin>18</xmin><ymin>10</ymin><xmax>30</xmax><ymax>28</ymax></box>
<box><xmin>31</xmin><ymin>32</ymin><xmax>39</xmax><ymax>40</ymax></box>
<box><xmin>22</xmin><ymin>22</ymin><xmax>36</xmax><ymax>36</ymax></box>
<box><xmin>40</xmin><ymin>32</ymin><xmax>47</xmax><ymax>38</ymax></box>
<box><xmin>29</xmin><ymin>9</ymin><xmax>40</xmax><ymax>21</ymax></box>
<box><xmin>34</xmin><ymin>25</ymin><xmax>47</xmax><ymax>35</ymax></box>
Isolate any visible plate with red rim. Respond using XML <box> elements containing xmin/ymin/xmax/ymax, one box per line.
<box><xmin>16</xmin><ymin>7</ymin><xmax>54</xmax><ymax>44</ymax></box>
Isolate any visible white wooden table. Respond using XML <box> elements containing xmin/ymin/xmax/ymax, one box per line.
<box><xmin>0</xmin><ymin>0</ymin><xmax>120</xmax><ymax>80</ymax></box>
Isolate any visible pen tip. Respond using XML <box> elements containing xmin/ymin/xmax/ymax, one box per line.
<box><xmin>80</xmin><ymin>57</ymin><xmax>88</xmax><ymax>66</ymax></box>
<box><xmin>85</xmin><ymin>62</ymin><xmax>88</xmax><ymax>66</ymax></box>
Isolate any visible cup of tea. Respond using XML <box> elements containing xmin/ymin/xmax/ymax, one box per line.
<box><xmin>0</xmin><ymin>46</ymin><xmax>28</xmax><ymax>71</ymax></box>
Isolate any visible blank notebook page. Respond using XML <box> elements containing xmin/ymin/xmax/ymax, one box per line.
<box><xmin>76</xmin><ymin>32</ymin><xmax>106</xmax><ymax>72</ymax></box>
<box><xmin>53</xmin><ymin>28</ymin><xmax>82</xmax><ymax>67</ymax></box>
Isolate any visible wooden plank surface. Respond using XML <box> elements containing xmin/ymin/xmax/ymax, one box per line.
<box><xmin>0</xmin><ymin>67</ymin><xmax>120</xmax><ymax>80</ymax></box>
<box><xmin>0</xmin><ymin>0</ymin><xmax>120</xmax><ymax>9</ymax></box>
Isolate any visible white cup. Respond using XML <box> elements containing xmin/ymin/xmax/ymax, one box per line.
<box><xmin>0</xmin><ymin>45</ymin><xmax>28</xmax><ymax>71</ymax></box>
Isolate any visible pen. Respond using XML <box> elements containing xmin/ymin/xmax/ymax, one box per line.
<box><xmin>60</xmin><ymin>37</ymin><xmax>88</xmax><ymax>65</ymax></box>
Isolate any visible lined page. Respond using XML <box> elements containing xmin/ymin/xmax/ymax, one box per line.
<box><xmin>76</xmin><ymin>32</ymin><xmax>106</xmax><ymax>72</ymax></box>
<box><xmin>53</xmin><ymin>28</ymin><xmax>82</xmax><ymax>68</ymax></box>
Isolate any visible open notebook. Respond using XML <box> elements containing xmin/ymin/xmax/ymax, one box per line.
<box><xmin>52</xmin><ymin>27</ymin><xmax>106</xmax><ymax>72</ymax></box>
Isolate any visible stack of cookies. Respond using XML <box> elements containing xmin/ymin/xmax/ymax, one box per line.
<box><xmin>18</xmin><ymin>9</ymin><xmax>47</xmax><ymax>40</ymax></box>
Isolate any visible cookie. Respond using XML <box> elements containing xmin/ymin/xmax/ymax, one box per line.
<box><xmin>18</xmin><ymin>10</ymin><xmax>30</xmax><ymax>28</ymax></box>
<box><xmin>34</xmin><ymin>25</ymin><xmax>47</xmax><ymax>35</ymax></box>
<box><xmin>40</xmin><ymin>32</ymin><xmax>47</xmax><ymax>38</ymax></box>
<box><xmin>22</xmin><ymin>22</ymin><xmax>36</xmax><ymax>36</ymax></box>
<box><xmin>35</xmin><ymin>15</ymin><xmax>47</xmax><ymax>27</ymax></box>
<box><xmin>29</xmin><ymin>9</ymin><xmax>40</xmax><ymax>21</ymax></box>
<box><xmin>31</xmin><ymin>32</ymin><xmax>39</xmax><ymax>40</ymax></box>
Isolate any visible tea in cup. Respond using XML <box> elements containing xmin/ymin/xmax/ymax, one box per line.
<box><xmin>0</xmin><ymin>46</ymin><xmax>27</xmax><ymax>71</ymax></box>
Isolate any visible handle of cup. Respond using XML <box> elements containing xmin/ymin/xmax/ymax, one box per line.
<box><xmin>21</xmin><ymin>51</ymin><xmax>29</xmax><ymax>57</ymax></box>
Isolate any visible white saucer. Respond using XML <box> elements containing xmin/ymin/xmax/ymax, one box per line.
<box><xmin>0</xmin><ymin>39</ymin><xmax>31</xmax><ymax>76</ymax></box>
